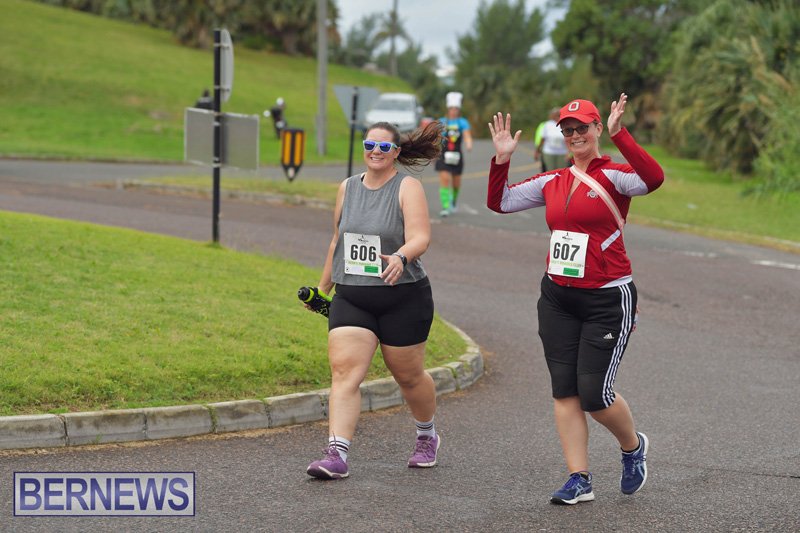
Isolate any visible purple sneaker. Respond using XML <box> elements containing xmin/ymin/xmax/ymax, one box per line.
<box><xmin>408</xmin><ymin>434</ymin><xmax>440</xmax><ymax>468</ymax></box>
<box><xmin>306</xmin><ymin>445</ymin><xmax>349</xmax><ymax>480</ymax></box>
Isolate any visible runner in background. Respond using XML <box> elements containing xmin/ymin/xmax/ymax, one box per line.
<box><xmin>534</xmin><ymin>107</ymin><xmax>569</xmax><ymax>172</ymax></box>
<box><xmin>269</xmin><ymin>97</ymin><xmax>286</xmax><ymax>139</ymax></box>
<box><xmin>533</xmin><ymin>118</ymin><xmax>546</xmax><ymax>169</ymax></box>
<box><xmin>435</xmin><ymin>92</ymin><xmax>473</xmax><ymax>217</ymax></box>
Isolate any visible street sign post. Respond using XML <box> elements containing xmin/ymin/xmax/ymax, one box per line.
<box><xmin>185</xmin><ymin>109</ymin><xmax>258</xmax><ymax>170</ymax></box>
<box><xmin>212</xmin><ymin>29</ymin><xmax>224</xmax><ymax>243</ymax></box>
<box><xmin>182</xmin><ymin>28</ymin><xmax>260</xmax><ymax>243</ymax></box>
<box><xmin>222</xmin><ymin>112</ymin><xmax>259</xmax><ymax>170</ymax></box>
<box><xmin>333</xmin><ymin>85</ymin><xmax>379</xmax><ymax>128</ymax></box>
<box><xmin>333</xmin><ymin>85</ymin><xmax>379</xmax><ymax>178</ymax></box>
<box><xmin>220</xmin><ymin>29</ymin><xmax>233</xmax><ymax>103</ymax></box>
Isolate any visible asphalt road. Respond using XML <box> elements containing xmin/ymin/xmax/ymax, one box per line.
<box><xmin>1</xmin><ymin>144</ymin><xmax>798</xmax><ymax>532</ymax></box>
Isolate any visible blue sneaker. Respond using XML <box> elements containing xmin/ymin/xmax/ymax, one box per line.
<box><xmin>550</xmin><ymin>472</ymin><xmax>595</xmax><ymax>505</ymax></box>
<box><xmin>620</xmin><ymin>431</ymin><xmax>648</xmax><ymax>494</ymax></box>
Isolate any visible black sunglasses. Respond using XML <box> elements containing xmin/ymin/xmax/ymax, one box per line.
<box><xmin>363</xmin><ymin>140</ymin><xmax>398</xmax><ymax>153</ymax></box>
<box><xmin>561</xmin><ymin>123</ymin><xmax>596</xmax><ymax>137</ymax></box>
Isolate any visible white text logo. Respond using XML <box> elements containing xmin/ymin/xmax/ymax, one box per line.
<box><xmin>14</xmin><ymin>472</ymin><xmax>195</xmax><ymax>516</ymax></box>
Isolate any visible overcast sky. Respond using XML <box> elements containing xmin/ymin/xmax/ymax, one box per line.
<box><xmin>335</xmin><ymin>0</ymin><xmax>567</xmax><ymax>66</ymax></box>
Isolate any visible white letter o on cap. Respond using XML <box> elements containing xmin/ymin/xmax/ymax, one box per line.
<box><xmin>568</xmin><ymin>101</ymin><xmax>580</xmax><ymax>111</ymax></box>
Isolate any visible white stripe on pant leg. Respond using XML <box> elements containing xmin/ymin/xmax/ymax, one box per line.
<box><xmin>602</xmin><ymin>284</ymin><xmax>633</xmax><ymax>407</ymax></box>
<box><xmin>606</xmin><ymin>284</ymin><xmax>633</xmax><ymax>403</ymax></box>
<box><xmin>601</xmin><ymin>289</ymin><xmax>625</xmax><ymax>406</ymax></box>
<box><xmin>602</xmin><ymin>285</ymin><xmax>630</xmax><ymax>406</ymax></box>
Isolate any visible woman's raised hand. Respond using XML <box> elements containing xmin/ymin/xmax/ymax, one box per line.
<box><xmin>607</xmin><ymin>93</ymin><xmax>627</xmax><ymax>137</ymax></box>
<box><xmin>488</xmin><ymin>112</ymin><xmax>521</xmax><ymax>165</ymax></box>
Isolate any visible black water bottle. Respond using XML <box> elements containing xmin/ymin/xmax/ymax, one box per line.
<box><xmin>297</xmin><ymin>286</ymin><xmax>332</xmax><ymax>317</ymax></box>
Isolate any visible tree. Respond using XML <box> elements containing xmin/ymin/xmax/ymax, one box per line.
<box><xmin>333</xmin><ymin>6</ymin><xmax>412</xmax><ymax>76</ymax></box>
<box><xmin>550</xmin><ymin>0</ymin><xmax>705</xmax><ymax>138</ymax></box>
<box><xmin>452</xmin><ymin>0</ymin><xmax>546</xmax><ymax>131</ymax></box>
<box><xmin>659</xmin><ymin>0</ymin><xmax>800</xmax><ymax>174</ymax></box>
<box><xmin>237</xmin><ymin>0</ymin><xmax>339</xmax><ymax>56</ymax></box>
<box><xmin>751</xmin><ymin>76</ymin><xmax>800</xmax><ymax>194</ymax></box>
<box><xmin>156</xmin><ymin>0</ymin><xmax>235</xmax><ymax>49</ymax></box>
<box><xmin>373</xmin><ymin>0</ymin><xmax>412</xmax><ymax>77</ymax></box>
<box><xmin>332</xmin><ymin>13</ymin><xmax>383</xmax><ymax>68</ymax></box>
<box><xmin>376</xmin><ymin>42</ymin><xmax>443</xmax><ymax>114</ymax></box>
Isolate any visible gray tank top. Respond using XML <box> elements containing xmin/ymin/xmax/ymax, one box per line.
<box><xmin>332</xmin><ymin>173</ymin><xmax>427</xmax><ymax>286</ymax></box>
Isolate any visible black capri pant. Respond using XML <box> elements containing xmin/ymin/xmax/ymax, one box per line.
<box><xmin>537</xmin><ymin>275</ymin><xmax>638</xmax><ymax>412</ymax></box>
<box><xmin>328</xmin><ymin>277</ymin><xmax>434</xmax><ymax>347</ymax></box>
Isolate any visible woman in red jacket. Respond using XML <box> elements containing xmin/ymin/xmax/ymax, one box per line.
<box><xmin>487</xmin><ymin>94</ymin><xmax>664</xmax><ymax>505</ymax></box>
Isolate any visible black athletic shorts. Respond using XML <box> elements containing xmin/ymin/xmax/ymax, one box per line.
<box><xmin>537</xmin><ymin>275</ymin><xmax>638</xmax><ymax>412</ymax></box>
<box><xmin>434</xmin><ymin>157</ymin><xmax>464</xmax><ymax>176</ymax></box>
<box><xmin>328</xmin><ymin>277</ymin><xmax>434</xmax><ymax>347</ymax></box>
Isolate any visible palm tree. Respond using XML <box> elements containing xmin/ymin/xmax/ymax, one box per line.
<box><xmin>373</xmin><ymin>0</ymin><xmax>412</xmax><ymax>76</ymax></box>
<box><xmin>159</xmin><ymin>0</ymin><xmax>217</xmax><ymax>48</ymax></box>
<box><xmin>240</xmin><ymin>0</ymin><xmax>338</xmax><ymax>56</ymax></box>
<box><xmin>659</xmin><ymin>0</ymin><xmax>800</xmax><ymax>174</ymax></box>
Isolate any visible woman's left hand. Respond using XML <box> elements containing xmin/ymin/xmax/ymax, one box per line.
<box><xmin>607</xmin><ymin>92</ymin><xmax>627</xmax><ymax>137</ymax></box>
<box><xmin>379</xmin><ymin>253</ymin><xmax>404</xmax><ymax>286</ymax></box>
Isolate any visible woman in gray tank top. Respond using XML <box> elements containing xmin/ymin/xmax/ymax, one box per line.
<box><xmin>305</xmin><ymin>121</ymin><xmax>444</xmax><ymax>480</ymax></box>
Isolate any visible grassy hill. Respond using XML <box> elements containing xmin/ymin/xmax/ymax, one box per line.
<box><xmin>0</xmin><ymin>0</ymin><xmax>411</xmax><ymax>163</ymax></box>
<box><xmin>0</xmin><ymin>211</ymin><xmax>466</xmax><ymax>415</ymax></box>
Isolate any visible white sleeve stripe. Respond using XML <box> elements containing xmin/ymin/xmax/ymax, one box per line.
<box><xmin>500</xmin><ymin>173</ymin><xmax>556</xmax><ymax>211</ymax></box>
<box><xmin>602</xmin><ymin>168</ymin><xmax>649</xmax><ymax>197</ymax></box>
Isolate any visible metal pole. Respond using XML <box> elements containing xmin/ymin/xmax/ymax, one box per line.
<box><xmin>212</xmin><ymin>29</ymin><xmax>222</xmax><ymax>243</ymax></box>
<box><xmin>347</xmin><ymin>86</ymin><xmax>358</xmax><ymax>178</ymax></box>
<box><xmin>316</xmin><ymin>0</ymin><xmax>327</xmax><ymax>156</ymax></box>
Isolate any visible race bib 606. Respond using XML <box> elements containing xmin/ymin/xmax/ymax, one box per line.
<box><xmin>343</xmin><ymin>233</ymin><xmax>382</xmax><ymax>277</ymax></box>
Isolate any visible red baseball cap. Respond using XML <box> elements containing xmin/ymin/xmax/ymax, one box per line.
<box><xmin>557</xmin><ymin>99</ymin><xmax>601</xmax><ymax>125</ymax></box>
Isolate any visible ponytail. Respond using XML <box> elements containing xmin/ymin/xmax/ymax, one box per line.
<box><xmin>366</xmin><ymin>121</ymin><xmax>443</xmax><ymax>172</ymax></box>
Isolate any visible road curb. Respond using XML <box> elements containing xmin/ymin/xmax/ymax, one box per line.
<box><xmin>115</xmin><ymin>179</ymin><xmax>335</xmax><ymax>210</ymax></box>
<box><xmin>0</xmin><ymin>320</ymin><xmax>482</xmax><ymax>450</ymax></box>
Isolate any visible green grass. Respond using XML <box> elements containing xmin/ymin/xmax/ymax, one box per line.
<box><xmin>628</xmin><ymin>146</ymin><xmax>800</xmax><ymax>250</ymax></box>
<box><xmin>135</xmin><ymin>175</ymin><xmax>340</xmax><ymax>207</ymax></box>
<box><xmin>0</xmin><ymin>211</ymin><xmax>466</xmax><ymax>416</ymax></box>
<box><xmin>0</xmin><ymin>0</ymin><xmax>411</xmax><ymax>164</ymax></box>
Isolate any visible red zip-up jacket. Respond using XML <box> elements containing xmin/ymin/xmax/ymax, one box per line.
<box><xmin>487</xmin><ymin>127</ymin><xmax>664</xmax><ymax>289</ymax></box>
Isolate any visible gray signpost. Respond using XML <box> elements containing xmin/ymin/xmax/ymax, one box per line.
<box><xmin>333</xmin><ymin>85</ymin><xmax>379</xmax><ymax>178</ymax></box>
<box><xmin>184</xmin><ymin>29</ymin><xmax>259</xmax><ymax>243</ymax></box>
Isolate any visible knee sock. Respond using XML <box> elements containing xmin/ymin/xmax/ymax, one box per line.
<box><xmin>452</xmin><ymin>187</ymin><xmax>460</xmax><ymax>206</ymax></box>
<box><xmin>439</xmin><ymin>187</ymin><xmax>452</xmax><ymax>210</ymax></box>
<box><xmin>329</xmin><ymin>435</ymin><xmax>350</xmax><ymax>461</ymax></box>
<box><xmin>415</xmin><ymin>418</ymin><xmax>436</xmax><ymax>438</ymax></box>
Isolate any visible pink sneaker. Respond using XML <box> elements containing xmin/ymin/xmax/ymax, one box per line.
<box><xmin>306</xmin><ymin>445</ymin><xmax>349</xmax><ymax>480</ymax></box>
<box><xmin>408</xmin><ymin>434</ymin><xmax>440</xmax><ymax>468</ymax></box>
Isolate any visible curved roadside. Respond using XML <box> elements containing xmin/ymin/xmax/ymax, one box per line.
<box><xmin>0</xmin><ymin>320</ymin><xmax>482</xmax><ymax>451</ymax></box>
<box><xmin>2</xmin><ymin>158</ymin><xmax>799</xmax><ymax>529</ymax></box>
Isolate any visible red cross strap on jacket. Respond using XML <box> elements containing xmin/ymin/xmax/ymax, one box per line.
<box><xmin>487</xmin><ymin>127</ymin><xmax>665</xmax><ymax>289</ymax></box>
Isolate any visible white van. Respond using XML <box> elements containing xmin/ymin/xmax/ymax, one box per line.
<box><xmin>363</xmin><ymin>93</ymin><xmax>422</xmax><ymax>133</ymax></box>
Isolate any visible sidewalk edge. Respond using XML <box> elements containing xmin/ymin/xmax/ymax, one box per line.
<box><xmin>0</xmin><ymin>320</ymin><xmax>482</xmax><ymax>450</ymax></box>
